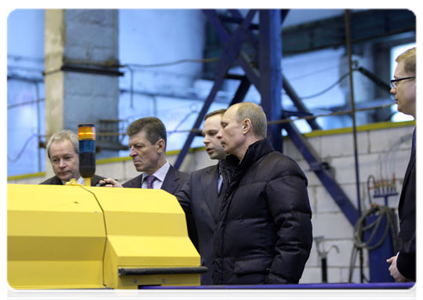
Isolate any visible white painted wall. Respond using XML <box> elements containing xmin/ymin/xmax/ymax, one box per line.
<box><xmin>7</xmin><ymin>9</ymin><xmax>45</xmax><ymax>176</ymax></box>
<box><xmin>118</xmin><ymin>9</ymin><xmax>210</xmax><ymax>153</ymax></box>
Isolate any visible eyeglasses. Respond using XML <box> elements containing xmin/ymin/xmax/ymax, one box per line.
<box><xmin>390</xmin><ymin>76</ymin><xmax>416</xmax><ymax>88</ymax></box>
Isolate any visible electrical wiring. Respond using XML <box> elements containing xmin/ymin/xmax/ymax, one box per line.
<box><xmin>295</xmin><ymin>72</ymin><xmax>350</xmax><ymax>100</ymax></box>
<box><xmin>7</xmin><ymin>134</ymin><xmax>39</xmax><ymax>163</ymax></box>
<box><xmin>374</xmin><ymin>132</ymin><xmax>412</xmax><ymax>193</ymax></box>
<box><xmin>348</xmin><ymin>204</ymin><xmax>399</xmax><ymax>283</ymax></box>
<box><xmin>268</xmin><ymin>103</ymin><xmax>393</xmax><ymax>125</ymax></box>
<box><xmin>121</xmin><ymin>58</ymin><xmax>219</xmax><ymax>69</ymax></box>
<box><xmin>282</xmin><ymin>62</ymin><xmax>343</xmax><ymax>82</ymax></box>
<box><xmin>7</xmin><ymin>98</ymin><xmax>44</xmax><ymax>110</ymax></box>
<box><xmin>167</xmin><ymin>107</ymin><xmax>200</xmax><ymax>137</ymax></box>
<box><xmin>347</xmin><ymin>133</ymin><xmax>411</xmax><ymax>283</ymax></box>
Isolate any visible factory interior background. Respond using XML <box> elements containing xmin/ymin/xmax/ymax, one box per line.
<box><xmin>5</xmin><ymin>7</ymin><xmax>418</xmax><ymax>293</ymax></box>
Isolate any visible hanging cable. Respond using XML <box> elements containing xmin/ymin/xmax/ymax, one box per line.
<box><xmin>7</xmin><ymin>98</ymin><xmax>45</xmax><ymax>110</ymax></box>
<box><xmin>7</xmin><ymin>134</ymin><xmax>39</xmax><ymax>163</ymax></box>
<box><xmin>121</xmin><ymin>57</ymin><xmax>219</xmax><ymax>69</ymax></box>
<box><xmin>348</xmin><ymin>204</ymin><xmax>399</xmax><ymax>283</ymax></box>
<box><xmin>298</xmin><ymin>72</ymin><xmax>351</xmax><ymax>100</ymax></box>
<box><xmin>167</xmin><ymin>105</ymin><xmax>199</xmax><ymax>137</ymax></box>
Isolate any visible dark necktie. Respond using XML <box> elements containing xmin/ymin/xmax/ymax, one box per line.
<box><xmin>145</xmin><ymin>175</ymin><xmax>156</xmax><ymax>189</ymax></box>
<box><xmin>411</xmin><ymin>128</ymin><xmax>416</xmax><ymax>154</ymax></box>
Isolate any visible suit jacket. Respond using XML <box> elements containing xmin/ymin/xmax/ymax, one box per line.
<box><xmin>122</xmin><ymin>165</ymin><xmax>188</xmax><ymax>195</ymax></box>
<box><xmin>122</xmin><ymin>165</ymin><xmax>198</xmax><ymax>249</ymax></box>
<box><xmin>176</xmin><ymin>164</ymin><xmax>222</xmax><ymax>285</ymax></box>
<box><xmin>40</xmin><ymin>175</ymin><xmax>105</xmax><ymax>186</ymax></box>
<box><xmin>396</xmin><ymin>134</ymin><xmax>416</xmax><ymax>281</ymax></box>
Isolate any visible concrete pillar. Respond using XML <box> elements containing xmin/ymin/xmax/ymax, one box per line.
<box><xmin>44</xmin><ymin>9</ymin><xmax>119</xmax><ymax>162</ymax></box>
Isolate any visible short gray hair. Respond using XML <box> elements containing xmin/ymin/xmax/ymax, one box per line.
<box><xmin>233</xmin><ymin>102</ymin><xmax>267</xmax><ymax>139</ymax></box>
<box><xmin>46</xmin><ymin>130</ymin><xmax>79</xmax><ymax>159</ymax></box>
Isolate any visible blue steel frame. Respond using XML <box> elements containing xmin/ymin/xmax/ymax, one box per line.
<box><xmin>174</xmin><ymin>9</ymin><xmax>359</xmax><ymax>226</ymax></box>
<box><xmin>174</xmin><ymin>10</ymin><xmax>258</xmax><ymax>169</ymax></box>
<box><xmin>283</xmin><ymin>120</ymin><xmax>360</xmax><ymax>225</ymax></box>
<box><xmin>259</xmin><ymin>10</ymin><xmax>283</xmax><ymax>152</ymax></box>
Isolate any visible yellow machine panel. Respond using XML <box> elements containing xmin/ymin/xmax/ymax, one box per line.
<box><xmin>7</xmin><ymin>184</ymin><xmax>106</xmax><ymax>289</ymax></box>
<box><xmin>7</xmin><ymin>184</ymin><xmax>202</xmax><ymax>289</ymax></box>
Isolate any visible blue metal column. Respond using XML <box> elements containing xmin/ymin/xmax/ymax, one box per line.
<box><xmin>272</xmin><ymin>10</ymin><xmax>358</xmax><ymax>225</ymax></box>
<box><xmin>174</xmin><ymin>10</ymin><xmax>257</xmax><ymax>169</ymax></box>
<box><xmin>228</xmin><ymin>75</ymin><xmax>251</xmax><ymax>106</ymax></box>
<box><xmin>259</xmin><ymin>10</ymin><xmax>282</xmax><ymax>152</ymax></box>
<box><xmin>175</xmin><ymin>9</ymin><xmax>360</xmax><ymax>228</ymax></box>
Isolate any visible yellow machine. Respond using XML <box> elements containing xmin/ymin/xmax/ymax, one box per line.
<box><xmin>7</xmin><ymin>184</ymin><xmax>203</xmax><ymax>289</ymax></box>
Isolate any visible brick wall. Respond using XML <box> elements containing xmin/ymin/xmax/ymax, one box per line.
<box><xmin>283</xmin><ymin>122</ymin><xmax>414</xmax><ymax>283</ymax></box>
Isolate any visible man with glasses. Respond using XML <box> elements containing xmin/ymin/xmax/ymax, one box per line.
<box><xmin>387</xmin><ymin>47</ymin><xmax>416</xmax><ymax>282</ymax></box>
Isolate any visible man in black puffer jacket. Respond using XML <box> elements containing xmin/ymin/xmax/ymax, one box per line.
<box><xmin>213</xmin><ymin>102</ymin><xmax>313</xmax><ymax>285</ymax></box>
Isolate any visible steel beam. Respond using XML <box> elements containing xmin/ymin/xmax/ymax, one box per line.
<box><xmin>175</xmin><ymin>10</ymin><xmax>360</xmax><ymax>228</ymax></box>
<box><xmin>174</xmin><ymin>10</ymin><xmax>257</xmax><ymax>169</ymax></box>
<box><xmin>259</xmin><ymin>10</ymin><xmax>283</xmax><ymax>152</ymax></box>
<box><xmin>229</xmin><ymin>76</ymin><xmax>251</xmax><ymax>106</ymax></box>
<box><xmin>281</xmin><ymin>9</ymin><xmax>415</xmax><ymax>55</ymax></box>
<box><xmin>282</xmin><ymin>74</ymin><xmax>321</xmax><ymax>130</ymax></box>
<box><xmin>203</xmin><ymin>9</ymin><xmax>261</xmax><ymax>88</ymax></box>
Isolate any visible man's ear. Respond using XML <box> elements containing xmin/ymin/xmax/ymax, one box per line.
<box><xmin>242</xmin><ymin>119</ymin><xmax>252</xmax><ymax>135</ymax></box>
<box><xmin>156</xmin><ymin>139</ymin><xmax>166</xmax><ymax>153</ymax></box>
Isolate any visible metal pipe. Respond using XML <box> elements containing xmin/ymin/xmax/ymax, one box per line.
<box><xmin>345</xmin><ymin>9</ymin><xmax>364</xmax><ymax>283</ymax></box>
<box><xmin>35</xmin><ymin>82</ymin><xmax>42</xmax><ymax>173</ymax></box>
<box><xmin>118</xmin><ymin>266</ymin><xmax>208</xmax><ymax>276</ymax></box>
<box><xmin>128</xmin><ymin>67</ymin><xmax>134</xmax><ymax>108</ymax></box>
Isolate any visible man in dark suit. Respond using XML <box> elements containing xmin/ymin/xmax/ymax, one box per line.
<box><xmin>99</xmin><ymin>117</ymin><xmax>194</xmax><ymax>245</ymax></box>
<box><xmin>387</xmin><ymin>47</ymin><xmax>416</xmax><ymax>282</ymax></box>
<box><xmin>40</xmin><ymin>130</ymin><xmax>104</xmax><ymax>186</ymax></box>
<box><xmin>176</xmin><ymin>109</ymin><xmax>227</xmax><ymax>285</ymax></box>
<box><xmin>100</xmin><ymin>117</ymin><xmax>188</xmax><ymax>193</ymax></box>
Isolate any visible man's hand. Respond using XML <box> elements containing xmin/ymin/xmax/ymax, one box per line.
<box><xmin>97</xmin><ymin>178</ymin><xmax>123</xmax><ymax>188</ymax></box>
<box><xmin>387</xmin><ymin>255</ymin><xmax>410</xmax><ymax>282</ymax></box>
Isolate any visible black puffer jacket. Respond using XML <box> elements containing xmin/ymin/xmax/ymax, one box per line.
<box><xmin>213</xmin><ymin>139</ymin><xmax>313</xmax><ymax>285</ymax></box>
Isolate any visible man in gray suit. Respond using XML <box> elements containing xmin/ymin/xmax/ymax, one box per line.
<box><xmin>176</xmin><ymin>109</ymin><xmax>227</xmax><ymax>285</ymax></box>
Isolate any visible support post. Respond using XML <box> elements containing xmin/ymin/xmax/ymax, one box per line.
<box><xmin>259</xmin><ymin>10</ymin><xmax>283</xmax><ymax>152</ymax></box>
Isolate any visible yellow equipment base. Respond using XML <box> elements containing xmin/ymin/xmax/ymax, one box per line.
<box><xmin>7</xmin><ymin>184</ymin><xmax>201</xmax><ymax>289</ymax></box>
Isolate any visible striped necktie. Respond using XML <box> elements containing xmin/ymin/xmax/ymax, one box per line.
<box><xmin>145</xmin><ymin>175</ymin><xmax>156</xmax><ymax>189</ymax></box>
